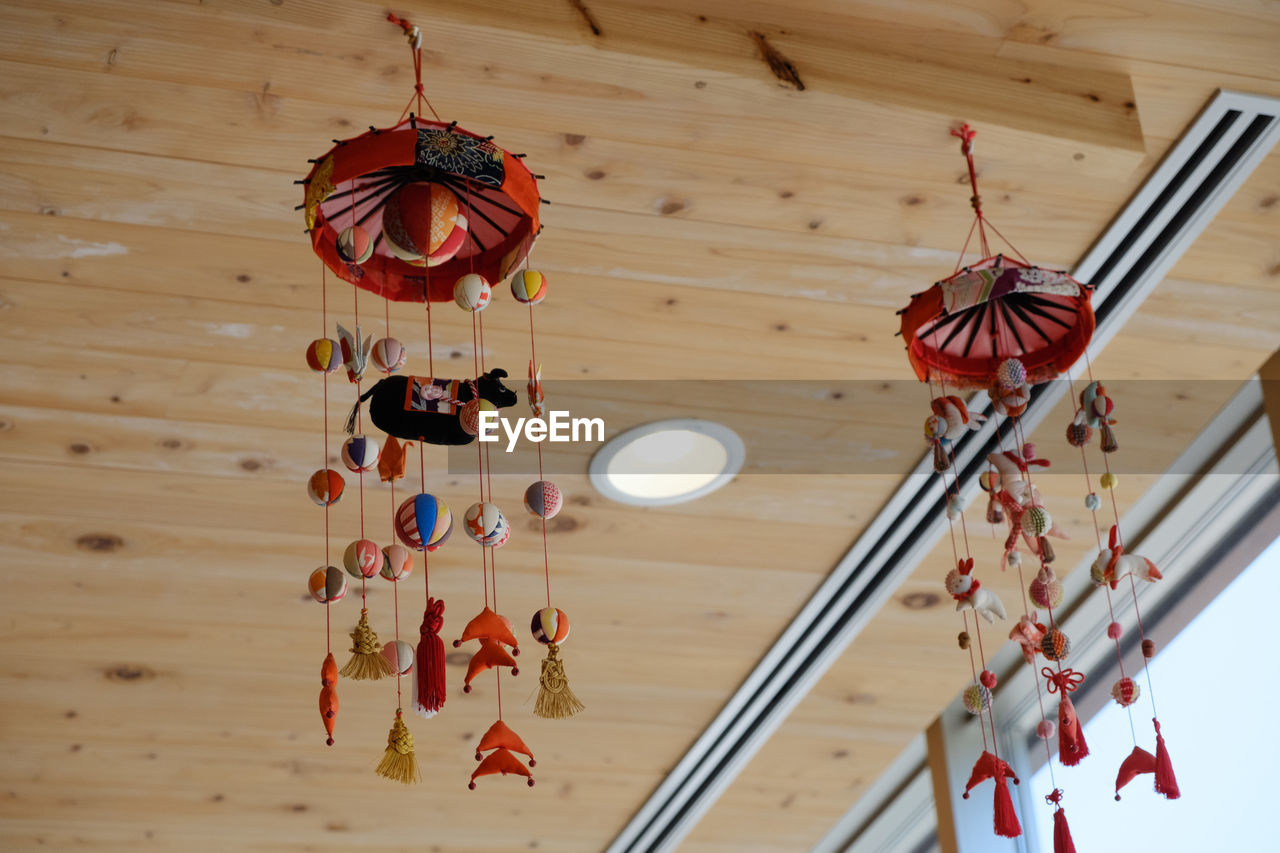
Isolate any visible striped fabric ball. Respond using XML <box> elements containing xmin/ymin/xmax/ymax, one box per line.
<box><xmin>394</xmin><ymin>494</ymin><xmax>452</xmax><ymax>552</ymax></box>
<box><xmin>342</xmin><ymin>538</ymin><xmax>383</xmax><ymax>579</ymax></box>
<box><xmin>459</xmin><ymin>398</ymin><xmax>497</xmax><ymax>436</ymax></box>
<box><xmin>464</xmin><ymin>502</ymin><xmax>508</xmax><ymax>547</ymax></box>
<box><xmin>523</xmin><ymin>481</ymin><xmax>562</xmax><ymax>519</ymax></box>
<box><xmin>340</xmin><ymin>435</ymin><xmax>380</xmax><ymax>472</ymax></box>
<box><xmin>1021</xmin><ymin>506</ymin><xmax>1051</xmax><ymax>537</ymax></box>
<box><xmin>381</xmin><ymin>639</ymin><xmax>415</xmax><ymax>676</ymax></box>
<box><xmin>305</xmin><ymin>338</ymin><xmax>342</xmax><ymax>373</ymax></box>
<box><xmin>371</xmin><ymin>337</ymin><xmax>407</xmax><ymax>374</ymax></box>
<box><xmin>509</xmin><ymin>269</ymin><xmax>547</xmax><ymax>305</ymax></box>
<box><xmin>962</xmin><ymin>683</ymin><xmax>991</xmax><ymax>715</ymax></box>
<box><xmin>308</xmin><ymin>566</ymin><xmax>347</xmax><ymax>603</ymax></box>
<box><xmin>1029</xmin><ymin>573</ymin><xmax>1063</xmax><ymax>609</ymax></box>
<box><xmin>1041</xmin><ymin>629</ymin><xmax>1071</xmax><ymax>662</ymax></box>
<box><xmin>1111</xmin><ymin>677</ymin><xmax>1140</xmax><ymax>707</ymax></box>
<box><xmin>380</xmin><ymin>544</ymin><xmax>413</xmax><ymax>582</ymax></box>
<box><xmin>336</xmin><ymin>225</ymin><xmax>373</xmax><ymax>264</ymax></box>
<box><xmin>453</xmin><ymin>273</ymin><xmax>492</xmax><ymax>312</ymax></box>
<box><xmin>530</xmin><ymin>607</ymin><xmax>570</xmax><ymax>645</ymax></box>
<box><xmin>306</xmin><ymin>469</ymin><xmax>345</xmax><ymax>506</ymax></box>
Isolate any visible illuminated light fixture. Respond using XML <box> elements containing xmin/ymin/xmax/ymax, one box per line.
<box><xmin>589</xmin><ymin>419</ymin><xmax>745</xmax><ymax>506</ymax></box>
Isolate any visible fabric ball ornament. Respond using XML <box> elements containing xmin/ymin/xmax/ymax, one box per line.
<box><xmin>336</xmin><ymin>225</ymin><xmax>373</xmax><ymax>264</ymax></box>
<box><xmin>923</xmin><ymin>414</ymin><xmax>948</xmax><ymax>442</ymax></box>
<box><xmin>464</xmin><ymin>502</ymin><xmax>508</xmax><ymax>547</ymax></box>
<box><xmin>1040</xmin><ymin>629</ymin><xmax>1071</xmax><ymax>662</ymax></box>
<box><xmin>1066</xmin><ymin>421</ymin><xmax>1093</xmax><ymax>447</ymax></box>
<box><xmin>342</xmin><ymin>538</ymin><xmax>383</xmax><ymax>579</ymax></box>
<box><xmin>459</xmin><ymin>398</ymin><xmax>497</xmax><ymax>436</ymax></box>
<box><xmin>1084</xmin><ymin>492</ymin><xmax>1101</xmax><ymax>511</ymax></box>
<box><xmin>1036</xmin><ymin>720</ymin><xmax>1056</xmax><ymax>740</ymax></box>
<box><xmin>308</xmin><ymin>566</ymin><xmax>347</xmax><ymax>603</ymax></box>
<box><xmin>1111</xmin><ymin>677</ymin><xmax>1140</xmax><ymax>707</ymax></box>
<box><xmin>978</xmin><ymin>470</ymin><xmax>999</xmax><ymax>493</ymax></box>
<box><xmin>453</xmin><ymin>273</ymin><xmax>493</xmax><ymax>312</ymax></box>
<box><xmin>371</xmin><ymin>337</ymin><xmax>407</xmax><ymax>374</ymax></box>
<box><xmin>1106</xmin><ymin>621</ymin><xmax>1124</xmax><ymax>640</ymax></box>
<box><xmin>340</xmin><ymin>434</ymin><xmax>379</xmax><ymax>472</ymax></box>
<box><xmin>962</xmin><ymin>683</ymin><xmax>991</xmax><ymax>715</ymax></box>
<box><xmin>381</xmin><ymin>182</ymin><xmax>459</xmax><ymax>259</ymax></box>
<box><xmin>307</xmin><ymin>469</ymin><xmax>345</xmax><ymax>506</ymax></box>
<box><xmin>381</xmin><ymin>639</ymin><xmax>415</xmax><ymax>676</ymax></box>
<box><xmin>996</xmin><ymin>358</ymin><xmax>1027</xmax><ymax>390</ymax></box>
<box><xmin>1100</xmin><ymin>472</ymin><xmax>1118</xmax><ymax>490</ymax></box>
<box><xmin>1029</xmin><ymin>573</ymin><xmax>1063</xmax><ymax>609</ymax></box>
<box><xmin>530</xmin><ymin>607</ymin><xmax>570</xmax><ymax>645</ymax></box>
<box><xmin>395</xmin><ymin>494</ymin><xmax>452</xmax><ymax>552</ymax></box>
<box><xmin>510</xmin><ymin>269</ymin><xmax>547</xmax><ymax>305</ymax></box>
<box><xmin>1020</xmin><ymin>506</ymin><xmax>1051</xmax><ymax>537</ymax></box>
<box><xmin>380</xmin><ymin>544</ymin><xmax>413</xmax><ymax>581</ymax></box>
<box><xmin>523</xmin><ymin>480</ymin><xmax>563</xmax><ymax>519</ymax></box>
<box><xmin>305</xmin><ymin>338</ymin><xmax>342</xmax><ymax>373</ymax></box>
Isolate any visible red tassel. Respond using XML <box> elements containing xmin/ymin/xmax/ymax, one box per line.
<box><xmin>414</xmin><ymin>598</ymin><xmax>447</xmax><ymax>718</ymax></box>
<box><xmin>1153</xmin><ymin>719</ymin><xmax>1181</xmax><ymax>799</ymax></box>
<box><xmin>1058</xmin><ymin>695</ymin><xmax>1089</xmax><ymax>766</ymax></box>
<box><xmin>992</xmin><ymin>773</ymin><xmax>1021</xmax><ymax>838</ymax></box>
<box><xmin>1052</xmin><ymin>806</ymin><xmax>1077</xmax><ymax>853</ymax></box>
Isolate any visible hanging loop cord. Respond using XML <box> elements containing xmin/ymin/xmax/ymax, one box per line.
<box><xmin>951</xmin><ymin>123</ymin><xmax>989</xmax><ymax>258</ymax></box>
<box><xmin>387</xmin><ymin>13</ymin><xmax>441</xmax><ymax>122</ymax></box>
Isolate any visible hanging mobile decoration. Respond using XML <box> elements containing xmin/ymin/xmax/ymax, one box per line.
<box><xmin>297</xmin><ymin>11</ymin><xmax>552</xmax><ymax>787</ymax></box>
<box><xmin>898</xmin><ymin>124</ymin><xmax>1100</xmax><ymax>846</ymax></box>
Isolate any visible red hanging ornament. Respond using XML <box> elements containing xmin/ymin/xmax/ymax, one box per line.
<box><xmin>414</xmin><ymin>597</ymin><xmax>447</xmax><ymax>717</ymax></box>
<box><xmin>1153</xmin><ymin>718</ymin><xmax>1181</xmax><ymax>799</ymax></box>
<box><xmin>961</xmin><ymin>750</ymin><xmax>1021</xmax><ymax>838</ymax></box>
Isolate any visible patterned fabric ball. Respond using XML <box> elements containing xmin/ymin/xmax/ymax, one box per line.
<box><xmin>1029</xmin><ymin>574</ymin><xmax>1063</xmax><ymax>609</ymax></box>
<box><xmin>962</xmin><ymin>683</ymin><xmax>991</xmax><ymax>715</ymax></box>
<box><xmin>459</xmin><ymin>398</ymin><xmax>497</xmax><ymax>436</ymax></box>
<box><xmin>340</xmin><ymin>434</ymin><xmax>380</xmax><ymax>472</ymax></box>
<box><xmin>381</xmin><ymin>639</ymin><xmax>415</xmax><ymax>675</ymax></box>
<box><xmin>336</xmin><ymin>225</ymin><xmax>373</xmax><ymax>264</ymax></box>
<box><xmin>1036</xmin><ymin>720</ymin><xmax>1056</xmax><ymax>740</ymax></box>
<box><xmin>305</xmin><ymin>338</ymin><xmax>342</xmax><ymax>373</ymax></box>
<box><xmin>510</xmin><ymin>269</ymin><xmax>547</xmax><ymax>305</ymax></box>
<box><xmin>978</xmin><ymin>470</ymin><xmax>999</xmax><ymax>493</ymax></box>
<box><xmin>1084</xmin><ymin>492</ymin><xmax>1101</xmax><ymax>511</ymax></box>
<box><xmin>523</xmin><ymin>481</ymin><xmax>562</xmax><ymax>519</ymax></box>
<box><xmin>996</xmin><ymin>358</ymin><xmax>1027</xmax><ymax>390</ymax></box>
<box><xmin>1021</xmin><ymin>506</ymin><xmax>1051</xmax><ymax>537</ymax></box>
<box><xmin>923</xmin><ymin>414</ymin><xmax>948</xmax><ymax>441</ymax></box>
<box><xmin>307</xmin><ymin>469</ymin><xmax>345</xmax><ymax>506</ymax></box>
<box><xmin>1111</xmin><ymin>677</ymin><xmax>1140</xmax><ymax>707</ymax></box>
<box><xmin>309</xmin><ymin>566</ymin><xmax>347</xmax><ymax>603</ymax></box>
<box><xmin>343</xmin><ymin>538</ymin><xmax>383</xmax><ymax>579</ymax></box>
<box><xmin>381</xmin><ymin>182</ymin><xmax>459</xmax><ymax>259</ymax></box>
<box><xmin>1066</xmin><ymin>422</ymin><xmax>1093</xmax><ymax>447</ymax></box>
<box><xmin>395</xmin><ymin>494</ymin><xmax>452</xmax><ymax>552</ymax></box>
<box><xmin>380</xmin><ymin>544</ymin><xmax>413</xmax><ymax>582</ymax></box>
<box><xmin>453</xmin><ymin>273</ymin><xmax>493</xmax><ymax>312</ymax></box>
<box><xmin>464</xmin><ymin>502</ymin><xmax>509</xmax><ymax>547</ymax></box>
<box><xmin>371</xmin><ymin>337</ymin><xmax>407</xmax><ymax>374</ymax></box>
<box><xmin>530</xmin><ymin>607</ymin><xmax>570</xmax><ymax>645</ymax></box>
<box><xmin>1041</xmin><ymin>629</ymin><xmax>1071</xmax><ymax>662</ymax></box>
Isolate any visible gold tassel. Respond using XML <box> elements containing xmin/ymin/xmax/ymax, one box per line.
<box><xmin>375</xmin><ymin>710</ymin><xmax>419</xmax><ymax>784</ymax></box>
<box><xmin>534</xmin><ymin>643</ymin><xmax>585</xmax><ymax>720</ymax></box>
<box><xmin>340</xmin><ymin>608</ymin><xmax>396</xmax><ymax>680</ymax></box>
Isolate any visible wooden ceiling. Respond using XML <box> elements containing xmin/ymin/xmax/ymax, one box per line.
<box><xmin>1</xmin><ymin>1</ymin><xmax>1278</xmax><ymax>850</ymax></box>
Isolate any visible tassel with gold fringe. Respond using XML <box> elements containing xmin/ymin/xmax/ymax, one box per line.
<box><xmin>534</xmin><ymin>643</ymin><xmax>584</xmax><ymax>719</ymax></box>
<box><xmin>340</xmin><ymin>608</ymin><xmax>396</xmax><ymax>680</ymax></box>
<box><xmin>375</xmin><ymin>710</ymin><xmax>419</xmax><ymax>784</ymax></box>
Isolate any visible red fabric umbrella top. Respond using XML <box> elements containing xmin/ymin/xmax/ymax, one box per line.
<box><xmin>302</xmin><ymin>118</ymin><xmax>541</xmax><ymax>303</ymax></box>
<box><xmin>898</xmin><ymin>255</ymin><xmax>1094</xmax><ymax>389</ymax></box>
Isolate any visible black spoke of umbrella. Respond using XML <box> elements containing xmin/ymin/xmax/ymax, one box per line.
<box><xmin>1021</xmin><ymin>294</ymin><xmax>1077</xmax><ymax>316</ymax></box>
<box><xmin>988</xmin><ymin>298</ymin><xmax>1001</xmax><ymax>357</ymax></box>
<box><xmin>1004</xmin><ymin>300</ymin><xmax>1055</xmax><ymax>344</ymax></box>
<box><xmin>937</xmin><ymin>306</ymin><xmax>980</xmax><ymax>352</ymax></box>
<box><xmin>961</xmin><ymin>302</ymin><xmax>988</xmax><ymax>359</ymax></box>
<box><xmin>320</xmin><ymin>174</ymin><xmax>407</xmax><ymax>205</ymax></box>
<box><xmin>351</xmin><ymin>178</ymin><xmax>412</xmax><ymax>229</ymax></box>
<box><xmin>467</xmin><ymin>228</ymin><xmax>488</xmax><ymax>254</ymax></box>
<box><xmin>997</xmin><ymin>301</ymin><xmax>1029</xmax><ymax>355</ymax></box>
<box><xmin>437</xmin><ymin>175</ymin><xmax>524</xmax><ymax>219</ymax></box>
<box><xmin>924</xmin><ymin>310</ymin><xmax>969</xmax><ymax>337</ymax></box>
<box><xmin>1013</xmin><ymin>298</ymin><xmax>1074</xmax><ymax>330</ymax></box>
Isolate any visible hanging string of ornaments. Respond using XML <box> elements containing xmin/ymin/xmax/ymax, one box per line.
<box><xmin>897</xmin><ymin>125</ymin><xmax>1178</xmax><ymax>848</ymax></box>
<box><xmin>298</xmin><ymin>13</ymin><xmax>581</xmax><ymax>789</ymax></box>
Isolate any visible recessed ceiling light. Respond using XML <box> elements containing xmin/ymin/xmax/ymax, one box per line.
<box><xmin>589</xmin><ymin>419</ymin><xmax>745</xmax><ymax>506</ymax></box>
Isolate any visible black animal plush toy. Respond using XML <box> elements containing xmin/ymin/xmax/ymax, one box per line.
<box><xmin>345</xmin><ymin>368</ymin><xmax>518</xmax><ymax>445</ymax></box>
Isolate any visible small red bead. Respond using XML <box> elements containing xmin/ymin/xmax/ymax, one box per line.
<box><xmin>463</xmin><ymin>684</ymin><xmax>472</xmax><ymax>694</ymax></box>
<box><xmin>1107</xmin><ymin>622</ymin><xmax>1123</xmax><ymax>640</ymax></box>
<box><xmin>453</xmin><ymin>639</ymin><xmax>462</xmax><ymax>648</ymax></box>
<box><xmin>468</xmin><ymin>782</ymin><xmax>476</xmax><ymax>790</ymax></box>
<box><xmin>326</xmin><ymin>737</ymin><xmax>334</xmax><ymax>746</ymax></box>
<box><xmin>527</xmin><ymin>778</ymin><xmax>535</xmax><ymax>787</ymax></box>
<box><xmin>511</xmin><ymin>667</ymin><xmax>520</xmax><ymax>676</ymax></box>
<box><xmin>512</xmin><ymin>647</ymin><xmax>521</xmax><ymax>657</ymax></box>
<box><xmin>528</xmin><ymin>758</ymin><xmax>536</xmax><ymax>767</ymax></box>
<box><xmin>475</xmin><ymin>751</ymin><xmax>483</xmax><ymax>761</ymax></box>
<box><xmin>1142</xmin><ymin>639</ymin><xmax>1156</xmax><ymax>658</ymax></box>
